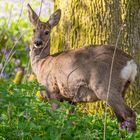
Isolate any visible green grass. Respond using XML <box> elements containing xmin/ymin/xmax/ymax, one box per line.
<box><xmin>0</xmin><ymin>79</ymin><xmax>140</xmax><ymax>140</ymax></box>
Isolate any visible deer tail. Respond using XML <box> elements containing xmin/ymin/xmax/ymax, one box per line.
<box><xmin>121</xmin><ymin>59</ymin><xmax>137</xmax><ymax>82</ymax></box>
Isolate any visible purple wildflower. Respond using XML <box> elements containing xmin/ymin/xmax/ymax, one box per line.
<box><xmin>124</xmin><ymin>121</ymin><xmax>130</xmax><ymax>126</ymax></box>
<box><xmin>121</xmin><ymin>123</ymin><xmax>126</xmax><ymax>129</ymax></box>
<box><xmin>1</xmin><ymin>48</ymin><xmax>11</xmax><ymax>57</ymax></box>
<box><xmin>12</xmin><ymin>36</ymin><xmax>17</xmax><ymax>42</ymax></box>
<box><xmin>128</xmin><ymin>128</ymin><xmax>133</xmax><ymax>133</ymax></box>
<box><xmin>20</xmin><ymin>0</ymin><xmax>24</xmax><ymax>3</ymax></box>
<box><xmin>0</xmin><ymin>72</ymin><xmax>10</xmax><ymax>79</ymax></box>
<box><xmin>14</xmin><ymin>59</ymin><xmax>21</xmax><ymax>66</ymax></box>
<box><xmin>1</xmin><ymin>48</ymin><xmax>7</xmax><ymax>54</ymax></box>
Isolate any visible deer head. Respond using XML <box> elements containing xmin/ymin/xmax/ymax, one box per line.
<box><xmin>27</xmin><ymin>4</ymin><xmax>61</xmax><ymax>50</ymax></box>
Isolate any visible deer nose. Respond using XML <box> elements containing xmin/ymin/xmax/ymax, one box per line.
<box><xmin>34</xmin><ymin>39</ymin><xmax>43</xmax><ymax>46</ymax></box>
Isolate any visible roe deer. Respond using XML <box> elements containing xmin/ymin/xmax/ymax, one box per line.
<box><xmin>27</xmin><ymin>4</ymin><xmax>137</xmax><ymax>132</ymax></box>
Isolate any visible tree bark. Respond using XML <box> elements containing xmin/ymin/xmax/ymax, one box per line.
<box><xmin>52</xmin><ymin>0</ymin><xmax>140</xmax><ymax>113</ymax></box>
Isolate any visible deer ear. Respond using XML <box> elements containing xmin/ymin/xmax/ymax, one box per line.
<box><xmin>27</xmin><ymin>4</ymin><xmax>39</xmax><ymax>26</ymax></box>
<box><xmin>48</xmin><ymin>9</ymin><xmax>61</xmax><ymax>28</ymax></box>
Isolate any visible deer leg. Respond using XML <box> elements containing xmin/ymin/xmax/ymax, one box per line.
<box><xmin>46</xmin><ymin>90</ymin><xmax>75</xmax><ymax>110</ymax></box>
<box><xmin>40</xmin><ymin>90</ymin><xmax>50</xmax><ymax>100</ymax></box>
<box><xmin>48</xmin><ymin>92</ymin><xmax>63</xmax><ymax>110</ymax></box>
<box><xmin>114</xmin><ymin>110</ymin><xmax>130</xmax><ymax>130</ymax></box>
<box><xmin>93</xmin><ymin>81</ymin><xmax>136</xmax><ymax>133</ymax></box>
<box><xmin>108</xmin><ymin>95</ymin><xmax>136</xmax><ymax>133</ymax></box>
<box><xmin>121</xmin><ymin>80</ymin><xmax>131</xmax><ymax>98</ymax></box>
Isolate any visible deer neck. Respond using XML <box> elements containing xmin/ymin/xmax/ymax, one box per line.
<box><xmin>29</xmin><ymin>41</ymin><xmax>50</xmax><ymax>74</ymax></box>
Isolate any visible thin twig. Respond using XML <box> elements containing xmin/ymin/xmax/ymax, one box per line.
<box><xmin>103</xmin><ymin>1</ymin><xmax>130</xmax><ymax>140</ymax></box>
<box><xmin>103</xmin><ymin>25</ymin><xmax>124</xmax><ymax>140</ymax></box>
<box><xmin>133</xmin><ymin>100</ymin><xmax>140</xmax><ymax>109</ymax></box>
<box><xmin>0</xmin><ymin>1</ymin><xmax>25</xmax><ymax>76</ymax></box>
<box><xmin>36</xmin><ymin>0</ymin><xmax>43</xmax><ymax>27</ymax></box>
<box><xmin>0</xmin><ymin>33</ymin><xmax>25</xmax><ymax>75</ymax></box>
<box><xmin>16</xmin><ymin>0</ymin><xmax>25</xmax><ymax>25</ymax></box>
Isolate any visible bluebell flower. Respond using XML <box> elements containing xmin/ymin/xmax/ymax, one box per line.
<box><xmin>1</xmin><ymin>48</ymin><xmax>7</xmax><ymax>54</ymax></box>
<box><xmin>12</xmin><ymin>36</ymin><xmax>17</xmax><ymax>42</ymax></box>
<box><xmin>14</xmin><ymin>59</ymin><xmax>21</xmax><ymax>66</ymax></box>
<box><xmin>0</xmin><ymin>72</ymin><xmax>10</xmax><ymax>79</ymax></box>
<box><xmin>1</xmin><ymin>48</ymin><xmax>11</xmax><ymax>57</ymax></box>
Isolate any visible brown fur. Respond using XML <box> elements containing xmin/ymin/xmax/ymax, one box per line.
<box><xmin>27</xmin><ymin>4</ymin><xmax>137</xmax><ymax>132</ymax></box>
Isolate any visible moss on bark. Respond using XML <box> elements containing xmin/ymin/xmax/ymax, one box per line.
<box><xmin>51</xmin><ymin>0</ymin><xmax>140</xmax><ymax>113</ymax></box>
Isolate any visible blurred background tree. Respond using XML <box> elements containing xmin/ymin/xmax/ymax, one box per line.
<box><xmin>51</xmin><ymin>0</ymin><xmax>140</xmax><ymax>112</ymax></box>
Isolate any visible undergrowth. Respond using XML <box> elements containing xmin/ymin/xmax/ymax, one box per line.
<box><xmin>0</xmin><ymin>79</ymin><xmax>140</xmax><ymax>140</ymax></box>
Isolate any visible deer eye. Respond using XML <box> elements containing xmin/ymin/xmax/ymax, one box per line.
<box><xmin>44</xmin><ymin>31</ymin><xmax>49</xmax><ymax>35</ymax></box>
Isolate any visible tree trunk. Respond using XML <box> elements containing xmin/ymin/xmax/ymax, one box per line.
<box><xmin>51</xmin><ymin>0</ymin><xmax>140</xmax><ymax>113</ymax></box>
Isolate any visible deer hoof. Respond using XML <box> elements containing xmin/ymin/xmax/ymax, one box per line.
<box><xmin>127</xmin><ymin>120</ymin><xmax>136</xmax><ymax>133</ymax></box>
<box><xmin>119</xmin><ymin>121</ymin><xmax>127</xmax><ymax>129</ymax></box>
<box><xmin>52</xmin><ymin>103</ymin><xmax>60</xmax><ymax>110</ymax></box>
<box><xmin>119</xmin><ymin>120</ymin><xmax>136</xmax><ymax>133</ymax></box>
